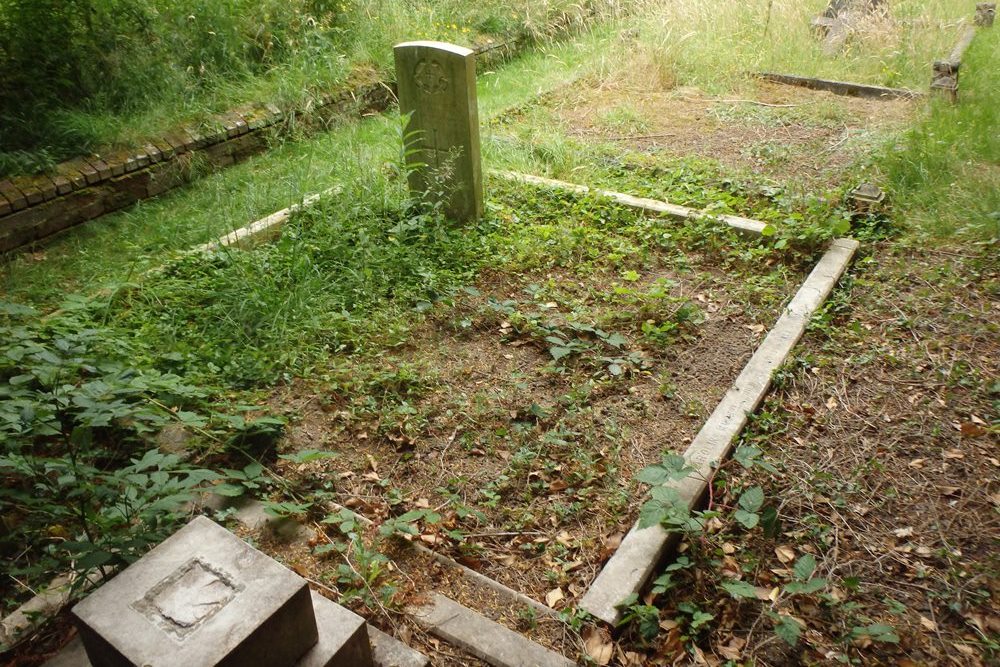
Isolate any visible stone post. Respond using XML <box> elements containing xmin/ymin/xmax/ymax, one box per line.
<box><xmin>393</xmin><ymin>41</ymin><xmax>483</xmax><ymax>222</ymax></box>
<box><xmin>976</xmin><ymin>3</ymin><xmax>996</xmax><ymax>26</ymax></box>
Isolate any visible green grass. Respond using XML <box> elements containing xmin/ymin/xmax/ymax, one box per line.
<box><xmin>631</xmin><ymin>0</ymin><xmax>974</xmax><ymax>92</ymax></box>
<box><xmin>875</xmin><ymin>26</ymin><xmax>1000</xmax><ymax>240</ymax></box>
<box><xmin>0</xmin><ymin>24</ymin><xmax>628</xmax><ymax>310</ymax></box>
<box><xmin>0</xmin><ymin>0</ymin><xmax>624</xmax><ymax>177</ymax></box>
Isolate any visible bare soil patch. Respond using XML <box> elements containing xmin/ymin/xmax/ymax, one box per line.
<box><xmin>273</xmin><ymin>251</ymin><xmax>800</xmax><ymax>611</ymax></box>
<box><xmin>549</xmin><ymin>77</ymin><xmax>914</xmax><ymax>190</ymax></box>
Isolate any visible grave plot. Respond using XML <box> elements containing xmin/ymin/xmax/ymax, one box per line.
<box><xmin>628</xmin><ymin>0</ymin><xmax>971</xmax><ymax>90</ymax></box>
<box><xmin>269</xmin><ymin>178</ymin><xmax>806</xmax><ymax>604</ymax></box>
<box><xmin>488</xmin><ymin>64</ymin><xmax>915</xmax><ymax>192</ymax></box>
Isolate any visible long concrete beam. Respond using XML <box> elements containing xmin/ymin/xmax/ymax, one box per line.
<box><xmin>755</xmin><ymin>72</ymin><xmax>924</xmax><ymax>100</ymax></box>
<box><xmin>491</xmin><ymin>171</ymin><xmax>767</xmax><ymax>235</ymax></box>
<box><xmin>579</xmin><ymin>237</ymin><xmax>860</xmax><ymax>625</ymax></box>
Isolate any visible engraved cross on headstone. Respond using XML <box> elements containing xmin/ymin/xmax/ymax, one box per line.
<box><xmin>393</xmin><ymin>41</ymin><xmax>483</xmax><ymax>222</ymax></box>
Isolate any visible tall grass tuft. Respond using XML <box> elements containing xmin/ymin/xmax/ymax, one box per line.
<box><xmin>0</xmin><ymin>0</ymin><xmax>627</xmax><ymax>177</ymax></box>
<box><xmin>630</xmin><ymin>0</ymin><xmax>972</xmax><ymax>93</ymax></box>
<box><xmin>876</xmin><ymin>27</ymin><xmax>999</xmax><ymax>240</ymax></box>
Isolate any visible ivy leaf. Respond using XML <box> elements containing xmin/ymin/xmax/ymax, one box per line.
<box><xmin>549</xmin><ymin>346</ymin><xmax>573</xmax><ymax>361</ymax></box>
<box><xmin>761</xmin><ymin>505</ymin><xmax>781</xmax><ymax>538</ymax></box>
<box><xmin>793</xmin><ymin>554</ymin><xmax>817</xmax><ymax>581</ymax></box>
<box><xmin>313</xmin><ymin>543</ymin><xmax>339</xmax><ymax>556</ymax></box>
<box><xmin>262</xmin><ymin>501</ymin><xmax>311</xmax><ymax>517</ymax></box>
<box><xmin>76</xmin><ymin>550</ymin><xmax>114</xmax><ymax>570</ymax></box>
<box><xmin>605</xmin><ymin>333</ymin><xmax>628</xmax><ymax>348</ymax></box>
<box><xmin>852</xmin><ymin>623</ymin><xmax>900</xmax><ymax>644</ymax></box>
<box><xmin>774</xmin><ymin>615</ymin><xmax>803</xmax><ymax>646</ymax></box>
<box><xmin>636</xmin><ymin>454</ymin><xmax>691</xmax><ymax>486</ymax></box>
<box><xmin>689</xmin><ymin>611</ymin><xmax>714</xmax><ymax>630</ymax></box>
<box><xmin>720</xmin><ymin>579</ymin><xmax>758</xmax><ymax>599</ymax></box>
<box><xmin>734</xmin><ymin>509</ymin><xmax>760</xmax><ymax>529</ymax></box>
<box><xmin>738</xmin><ymin>486</ymin><xmax>764</xmax><ymax>512</ymax></box>
<box><xmin>211</xmin><ymin>483</ymin><xmax>246</xmax><ymax>497</ymax></box>
<box><xmin>785</xmin><ymin>578</ymin><xmax>827</xmax><ymax>595</ymax></box>
<box><xmin>651</xmin><ymin>573</ymin><xmax>677</xmax><ymax>594</ymax></box>
<box><xmin>278</xmin><ymin>449</ymin><xmax>337</xmax><ymax>464</ymax></box>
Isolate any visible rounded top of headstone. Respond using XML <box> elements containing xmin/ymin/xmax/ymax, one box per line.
<box><xmin>393</xmin><ymin>41</ymin><xmax>475</xmax><ymax>58</ymax></box>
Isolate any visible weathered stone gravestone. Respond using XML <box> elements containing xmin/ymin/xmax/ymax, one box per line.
<box><xmin>68</xmin><ymin>516</ymin><xmax>372</xmax><ymax>667</ymax></box>
<box><xmin>976</xmin><ymin>3</ymin><xmax>996</xmax><ymax>27</ymax></box>
<box><xmin>393</xmin><ymin>41</ymin><xmax>483</xmax><ymax>222</ymax></box>
<box><xmin>811</xmin><ymin>0</ymin><xmax>887</xmax><ymax>55</ymax></box>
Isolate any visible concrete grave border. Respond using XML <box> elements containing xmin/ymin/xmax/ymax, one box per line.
<box><xmin>767</xmin><ymin>3</ymin><xmax>992</xmax><ymax>104</ymax></box>
<box><xmin>580</xmin><ymin>238</ymin><xmax>860</xmax><ymax>624</ymax></box>
<box><xmin>6</xmin><ymin>173</ymin><xmax>860</xmax><ymax>665</ymax></box>
<box><xmin>754</xmin><ymin>71</ymin><xmax>924</xmax><ymax>100</ymax></box>
<box><xmin>931</xmin><ymin>3</ymin><xmax>993</xmax><ymax>102</ymax></box>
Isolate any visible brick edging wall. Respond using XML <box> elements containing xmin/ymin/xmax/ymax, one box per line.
<box><xmin>0</xmin><ymin>39</ymin><xmax>522</xmax><ymax>254</ymax></box>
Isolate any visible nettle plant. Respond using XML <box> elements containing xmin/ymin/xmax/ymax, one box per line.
<box><xmin>0</xmin><ymin>303</ymin><xmax>231</xmax><ymax>594</ymax></box>
<box><xmin>488</xmin><ymin>298</ymin><xmax>647</xmax><ymax>378</ymax></box>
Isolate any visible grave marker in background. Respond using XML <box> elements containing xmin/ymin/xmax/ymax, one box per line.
<box><xmin>976</xmin><ymin>3</ymin><xmax>996</xmax><ymax>27</ymax></box>
<box><xmin>394</xmin><ymin>41</ymin><xmax>483</xmax><ymax>222</ymax></box>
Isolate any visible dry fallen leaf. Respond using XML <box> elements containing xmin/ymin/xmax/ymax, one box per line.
<box><xmin>893</xmin><ymin>527</ymin><xmax>915</xmax><ymax>538</ymax></box>
<box><xmin>620</xmin><ymin>651</ymin><xmax>643</xmax><ymax>667</ymax></box>
<box><xmin>960</xmin><ymin>422</ymin><xmax>987</xmax><ymax>438</ymax></box>
<box><xmin>600</xmin><ymin>532</ymin><xmax>624</xmax><ymax>561</ymax></box>
<box><xmin>545</xmin><ymin>587</ymin><xmax>564</xmax><ymax>608</ymax></box>
<box><xmin>952</xmin><ymin>642</ymin><xmax>976</xmax><ymax>656</ymax></box>
<box><xmin>582</xmin><ymin>626</ymin><xmax>613</xmax><ymax>665</ymax></box>
<box><xmin>919</xmin><ymin>615</ymin><xmax>937</xmax><ymax>632</ymax></box>
<box><xmin>775</xmin><ymin>545</ymin><xmax>796</xmax><ymax>563</ymax></box>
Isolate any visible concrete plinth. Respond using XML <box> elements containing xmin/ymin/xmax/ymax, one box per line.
<box><xmin>71</xmin><ymin>516</ymin><xmax>319</xmax><ymax>667</ymax></box>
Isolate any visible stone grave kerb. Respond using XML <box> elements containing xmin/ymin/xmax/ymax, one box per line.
<box><xmin>393</xmin><ymin>41</ymin><xmax>483</xmax><ymax>222</ymax></box>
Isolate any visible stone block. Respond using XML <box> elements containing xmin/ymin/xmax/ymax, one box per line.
<box><xmin>301</xmin><ymin>592</ymin><xmax>373</xmax><ymax>667</ymax></box>
<box><xmin>83</xmin><ymin>160</ymin><xmax>109</xmax><ymax>182</ymax></box>
<box><xmin>0</xmin><ymin>185</ymin><xmax>109</xmax><ymax>252</ymax></box>
<box><xmin>72</xmin><ymin>516</ymin><xmax>319</xmax><ymax>667</ymax></box>
<box><xmin>394</xmin><ymin>41</ymin><xmax>483</xmax><ymax>222</ymax></box>
<box><xmin>77</xmin><ymin>161</ymin><xmax>101</xmax><ymax>185</ymax></box>
<box><xmin>54</xmin><ymin>162</ymin><xmax>88</xmax><ymax>189</ymax></box>
<box><xmin>976</xmin><ymin>2</ymin><xmax>996</xmax><ymax>26</ymax></box>
<box><xmin>0</xmin><ymin>192</ymin><xmax>10</xmax><ymax>217</ymax></box>
<box><xmin>245</xmin><ymin>108</ymin><xmax>271</xmax><ymax>131</ymax></box>
<box><xmin>52</xmin><ymin>175</ymin><xmax>74</xmax><ymax>195</ymax></box>
<box><xmin>19</xmin><ymin>180</ymin><xmax>44</xmax><ymax>205</ymax></box>
<box><xmin>105</xmin><ymin>153</ymin><xmax>128</xmax><ymax>177</ymax></box>
<box><xmin>145</xmin><ymin>161</ymin><xmax>189</xmax><ymax>198</ymax></box>
<box><xmin>111</xmin><ymin>170</ymin><xmax>152</xmax><ymax>206</ymax></box>
<box><xmin>27</xmin><ymin>175</ymin><xmax>59</xmax><ymax>201</ymax></box>
<box><xmin>369</xmin><ymin>628</ymin><xmax>430</xmax><ymax>667</ymax></box>
<box><xmin>143</xmin><ymin>144</ymin><xmax>162</xmax><ymax>164</ymax></box>
<box><xmin>0</xmin><ymin>180</ymin><xmax>27</xmax><ymax>211</ymax></box>
<box><xmin>410</xmin><ymin>593</ymin><xmax>575</xmax><ymax>667</ymax></box>
<box><xmin>152</xmin><ymin>139</ymin><xmax>176</xmax><ymax>161</ymax></box>
<box><xmin>162</xmin><ymin>132</ymin><xmax>191</xmax><ymax>155</ymax></box>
